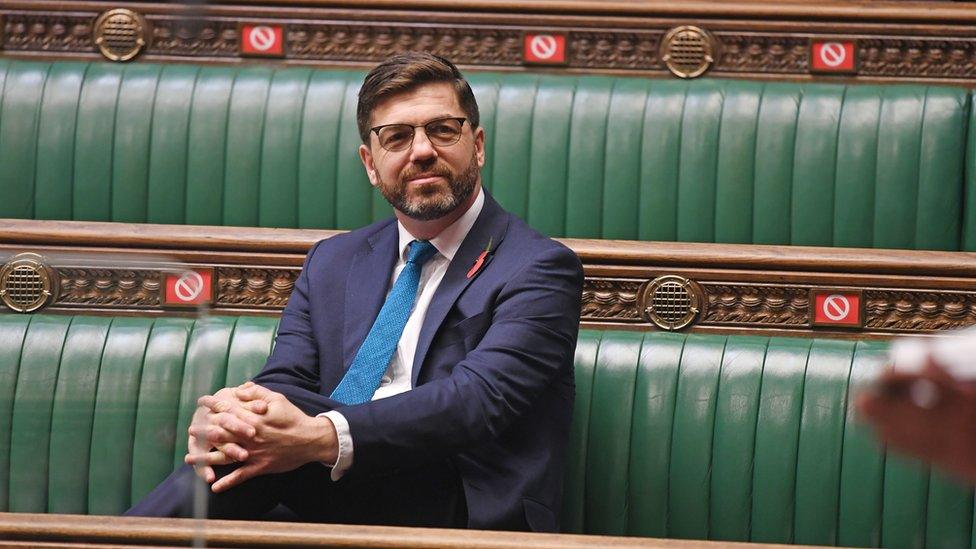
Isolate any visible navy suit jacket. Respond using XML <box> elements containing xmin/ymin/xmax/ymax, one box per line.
<box><xmin>252</xmin><ymin>192</ymin><xmax>583</xmax><ymax>531</ymax></box>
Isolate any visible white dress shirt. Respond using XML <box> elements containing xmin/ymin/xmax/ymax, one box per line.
<box><xmin>321</xmin><ymin>188</ymin><xmax>485</xmax><ymax>480</ymax></box>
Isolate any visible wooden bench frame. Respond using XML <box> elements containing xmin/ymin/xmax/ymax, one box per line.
<box><xmin>3</xmin><ymin>219</ymin><xmax>975</xmax><ymax>338</ymax></box>
<box><xmin>0</xmin><ymin>512</ymin><xmax>826</xmax><ymax>548</ymax></box>
<box><xmin>3</xmin><ymin>0</ymin><xmax>976</xmax><ymax>85</ymax></box>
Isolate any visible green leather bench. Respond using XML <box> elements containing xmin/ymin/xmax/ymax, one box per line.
<box><xmin>1</xmin><ymin>313</ymin><xmax>971</xmax><ymax>547</ymax></box>
<box><xmin>0</xmin><ymin>58</ymin><xmax>971</xmax><ymax>250</ymax></box>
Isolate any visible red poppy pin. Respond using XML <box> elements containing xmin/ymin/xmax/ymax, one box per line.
<box><xmin>466</xmin><ymin>237</ymin><xmax>493</xmax><ymax>279</ymax></box>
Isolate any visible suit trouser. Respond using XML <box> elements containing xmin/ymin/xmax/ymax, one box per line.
<box><xmin>125</xmin><ymin>460</ymin><xmax>467</xmax><ymax>528</ymax></box>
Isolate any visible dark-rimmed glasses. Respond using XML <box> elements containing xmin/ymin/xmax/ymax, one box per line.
<box><xmin>370</xmin><ymin>117</ymin><xmax>467</xmax><ymax>152</ymax></box>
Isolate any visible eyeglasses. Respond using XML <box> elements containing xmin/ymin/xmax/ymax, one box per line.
<box><xmin>370</xmin><ymin>117</ymin><xmax>467</xmax><ymax>152</ymax></box>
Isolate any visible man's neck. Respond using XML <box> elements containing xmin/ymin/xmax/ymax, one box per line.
<box><xmin>395</xmin><ymin>183</ymin><xmax>482</xmax><ymax>241</ymax></box>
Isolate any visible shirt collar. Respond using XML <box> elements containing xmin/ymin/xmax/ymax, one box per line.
<box><xmin>397</xmin><ymin>187</ymin><xmax>485</xmax><ymax>262</ymax></box>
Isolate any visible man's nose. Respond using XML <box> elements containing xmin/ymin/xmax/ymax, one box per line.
<box><xmin>408</xmin><ymin>128</ymin><xmax>438</xmax><ymax>162</ymax></box>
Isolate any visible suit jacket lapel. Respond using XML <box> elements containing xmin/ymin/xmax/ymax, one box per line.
<box><xmin>411</xmin><ymin>193</ymin><xmax>510</xmax><ymax>386</ymax></box>
<box><xmin>342</xmin><ymin>222</ymin><xmax>399</xmax><ymax>372</ymax></box>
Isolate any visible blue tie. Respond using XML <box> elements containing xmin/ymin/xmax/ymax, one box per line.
<box><xmin>331</xmin><ymin>240</ymin><xmax>439</xmax><ymax>405</ymax></box>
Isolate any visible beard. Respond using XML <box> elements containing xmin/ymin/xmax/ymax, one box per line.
<box><xmin>375</xmin><ymin>151</ymin><xmax>480</xmax><ymax>221</ymax></box>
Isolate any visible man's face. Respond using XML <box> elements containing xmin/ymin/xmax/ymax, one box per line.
<box><xmin>359</xmin><ymin>82</ymin><xmax>485</xmax><ymax>221</ymax></box>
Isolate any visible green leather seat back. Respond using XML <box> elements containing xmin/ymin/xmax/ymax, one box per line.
<box><xmin>0</xmin><ymin>314</ymin><xmax>278</xmax><ymax>514</ymax></box>
<box><xmin>0</xmin><ymin>58</ymin><xmax>969</xmax><ymax>250</ymax></box>
<box><xmin>963</xmin><ymin>92</ymin><xmax>976</xmax><ymax>251</ymax></box>
<box><xmin>0</xmin><ymin>60</ymin><xmax>372</xmax><ymax>230</ymax></box>
<box><xmin>563</xmin><ymin>329</ymin><xmax>976</xmax><ymax>547</ymax></box>
<box><xmin>1</xmin><ymin>315</ymin><xmax>972</xmax><ymax>547</ymax></box>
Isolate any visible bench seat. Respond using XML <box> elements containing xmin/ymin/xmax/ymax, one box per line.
<box><xmin>0</xmin><ymin>313</ymin><xmax>969</xmax><ymax>547</ymax></box>
<box><xmin>0</xmin><ymin>59</ymin><xmax>971</xmax><ymax>250</ymax></box>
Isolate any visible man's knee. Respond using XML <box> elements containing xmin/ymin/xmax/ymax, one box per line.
<box><xmin>126</xmin><ymin>464</ymin><xmax>202</xmax><ymax>518</ymax></box>
<box><xmin>127</xmin><ymin>463</ymin><xmax>280</xmax><ymax>519</ymax></box>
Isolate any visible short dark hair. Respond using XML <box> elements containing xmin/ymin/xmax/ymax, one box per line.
<box><xmin>357</xmin><ymin>52</ymin><xmax>480</xmax><ymax>144</ymax></box>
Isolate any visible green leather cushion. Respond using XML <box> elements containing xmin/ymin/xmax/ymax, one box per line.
<box><xmin>0</xmin><ymin>314</ymin><xmax>278</xmax><ymax>514</ymax></box>
<box><xmin>563</xmin><ymin>329</ymin><xmax>976</xmax><ymax>548</ymax></box>
<box><xmin>1</xmin><ymin>314</ymin><xmax>972</xmax><ymax>548</ymax></box>
<box><xmin>0</xmin><ymin>59</ymin><xmax>970</xmax><ymax>250</ymax></box>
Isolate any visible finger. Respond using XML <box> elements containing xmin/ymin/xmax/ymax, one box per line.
<box><xmin>191</xmin><ymin>404</ymin><xmax>211</xmax><ymax>423</ymax></box>
<box><xmin>198</xmin><ymin>467</ymin><xmax>216</xmax><ymax>484</ymax></box>
<box><xmin>213</xmin><ymin>412</ymin><xmax>257</xmax><ymax>438</ymax></box>
<box><xmin>211</xmin><ymin>404</ymin><xmax>265</xmax><ymax>427</ymax></box>
<box><xmin>189</xmin><ymin>424</ymin><xmax>238</xmax><ymax>446</ymax></box>
<box><xmin>185</xmin><ymin>449</ymin><xmax>236</xmax><ymax>467</ymax></box>
<box><xmin>217</xmin><ymin>442</ymin><xmax>249</xmax><ymax>462</ymax></box>
<box><xmin>211</xmin><ymin>463</ymin><xmax>261</xmax><ymax>493</ymax></box>
<box><xmin>245</xmin><ymin>399</ymin><xmax>269</xmax><ymax>414</ymax></box>
<box><xmin>200</xmin><ymin>398</ymin><xmax>266</xmax><ymax>426</ymax></box>
<box><xmin>198</xmin><ymin>395</ymin><xmax>233</xmax><ymax>414</ymax></box>
<box><xmin>189</xmin><ymin>463</ymin><xmax>215</xmax><ymax>483</ymax></box>
<box><xmin>922</xmin><ymin>356</ymin><xmax>957</xmax><ymax>385</ymax></box>
<box><xmin>235</xmin><ymin>383</ymin><xmax>275</xmax><ymax>402</ymax></box>
<box><xmin>187</xmin><ymin>433</ymin><xmax>212</xmax><ymax>455</ymax></box>
<box><xmin>191</xmin><ymin>403</ymin><xmax>210</xmax><ymax>418</ymax></box>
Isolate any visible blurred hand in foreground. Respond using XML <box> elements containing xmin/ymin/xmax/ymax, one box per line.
<box><xmin>857</xmin><ymin>358</ymin><xmax>976</xmax><ymax>482</ymax></box>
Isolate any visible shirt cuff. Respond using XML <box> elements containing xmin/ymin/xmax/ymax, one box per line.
<box><xmin>319</xmin><ymin>410</ymin><xmax>353</xmax><ymax>481</ymax></box>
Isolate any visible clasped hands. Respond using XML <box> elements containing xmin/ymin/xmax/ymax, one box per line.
<box><xmin>185</xmin><ymin>381</ymin><xmax>339</xmax><ymax>493</ymax></box>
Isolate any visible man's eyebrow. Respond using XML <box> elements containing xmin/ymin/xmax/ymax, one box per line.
<box><xmin>377</xmin><ymin>114</ymin><xmax>459</xmax><ymax>126</ymax></box>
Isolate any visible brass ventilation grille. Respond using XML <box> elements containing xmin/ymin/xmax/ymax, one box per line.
<box><xmin>641</xmin><ymin>275</ymin><xmax>703</xmax><ymax>331</ymax></box>
<box><xmin>0</xmin><ymin>253</ymin><xmax>58</xmax><ymax>313</ymax></box>
<box><xmin>93</xmin><ymin>8</ymin><xmax>149</xmax><ymax>62</ymax></box>
<box><xmin>660</xmin><ymin>26</ymin><xmax>716</xmax><ymax>79</ymax></box>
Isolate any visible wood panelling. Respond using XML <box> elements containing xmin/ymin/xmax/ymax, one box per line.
<box><xmin>3</xmin><ymin>1</ymin><xmax>976</xmax><ymax>84</ymax></box>
<box><xmin>3</xmin><ymin>219</ymin><xmax>976</xmax><ymax>338</ymax></box>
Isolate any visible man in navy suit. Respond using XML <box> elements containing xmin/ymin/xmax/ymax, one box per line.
<box><xmin>127</xmin><ymin>52</ymin><xmax>583</xmax><ymax>532</ymax></box>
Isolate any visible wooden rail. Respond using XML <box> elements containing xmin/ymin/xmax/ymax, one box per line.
<box><xmin>0</xmin><ymin>512</ymin><xmax>830</xmax><ymax>548</ymax></box>
<box><xmin>3</xmin><ymin>219</ymin><xmax>976</xmax><ymax>337</ymax></box>
<box><xmin>5</xmin><ymin>219</ymin><xmax>975</xmax><ymax>277</ymax></box>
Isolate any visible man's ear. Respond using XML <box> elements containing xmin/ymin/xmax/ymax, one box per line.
<box><xmin>359</xmin><ymin>143</ymin><xmax>379</xmax><ymax>188</ymax></box>
<box><xmin>473</xmin><ymin>126</ymin><xmax>486</xmax><ymax>168</ymax></box>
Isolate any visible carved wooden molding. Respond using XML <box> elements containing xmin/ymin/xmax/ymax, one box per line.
<box><xmin>713</xmin><ymin>33</ymin><xmax>809</xmax><ymax>74</ymax></box>
<box><xmin>58</xmin><ymin>267</ymin><xmax>161</xmax><ymax>307</ymax></box>
<box><xmin>865</xmin><ymin>289</ymin><xmax>976</xmax><ymax>331</ymax></box>
<box><xmin>5</xmin><ymin>2</ymin><xmax>976</xmax><ymax>84</ymax></box>
<box><xmin>3</xmin><ymin>12</ymin><xmax>96</xmax><ymax>53</ymax></box>
<box><xmin>148</xmin><ymin>16</ymin><xmax>240</xmax><ymax>58</ymax></box>
<box><xmin>699</xmin><ymin>283</ymin><xmax>810</xmax><ymax>327</ymax></box>
<box><xmin>580</xmin><ymin>278</ymin><xmax>976</xmax><ymax>335</ymax></box>
<box><xmin>43</xmin><ymin>264</ymin><xmax>301</xmax><ymax>311</ymax></box>
<box><xmin>568</xmin><ymin>31</ymin><xmax>662</xmax><ymax>71</ymax></box>
<box><xmin>580</xmin><ymin>278</ymin><xmax>641</xmax><ymax>321</ymax></box>
<box><xmin>216</xmin><ymin>267</ymin><xmax>297</xmax><ymax>309</ymax></box>
<box><xmin>285</xmin><ymin>24</ymin><xmax>523</xmax><ymax>66</ymax></box>
<box><xmin>4</xmin><ymin>219</ymin><xmax>976</xmax><ymax>337</ymax></box>
<box><xmin>857</xmin><ymin>37</ymin><xmax>976</xmax><ymax>78</ymax></box>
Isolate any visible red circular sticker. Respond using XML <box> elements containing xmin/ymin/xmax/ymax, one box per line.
<box><xmin>818</xmin><ymin>42</ymin><xmax>847</xmax><ymax>68</ymax></box>
<box><xmin>248</xmin><ymin>26</ymin><xmax>277</xmax><ymax>52</ymax></box>
<box><xmin>173</xmin><ymin>271</ymin><xmax>205</xmax><ymax>302</ymax></box>
<box><xmin>822</xmin><ymin>294</ymin><xmax>851</xmax><ymax>322</ymax></box>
